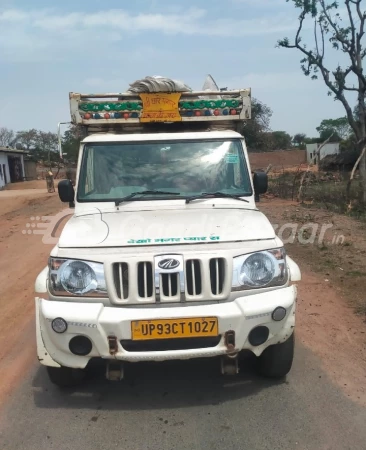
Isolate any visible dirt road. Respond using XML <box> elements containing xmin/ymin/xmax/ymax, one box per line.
<box><xmin>0</xmin><ymin>186</ymin><xmax>365</xmax><ymax>449</ymax></box>
<box><xmin>0</xmin><ymin>187</ymin><xmax>61</xmax><ymax>401</ymax></box>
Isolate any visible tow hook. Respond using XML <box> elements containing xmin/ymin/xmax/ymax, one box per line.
<box><xmin>108</xmin><ymin>335</ymin><xmax>118</xmax><ymax>355</ymax></box>
<box><xmin>106</xmin><ymin>336</ymin><xmax>123</xmax><ymax>380</ymax></box>
<box><xmin>224</xmin><ymin>330</ymin><xmax>236</xmax><ymax>354</ymax></box>
<box><xmin>106</xmin><ymin>361</ymin><xmax>124</xmax><ymax>381</ymax></box>
<box><xmin>221</xmin><ymin>330</ymin><xmax>239</xmax><ymax>375</ymax></box>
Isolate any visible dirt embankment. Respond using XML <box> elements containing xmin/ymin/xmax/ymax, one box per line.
<box><xmin>0</xmin><ymin>189</ymin><xmax>62</xmax><ymax>401</ymax></box>
<box><xmin>249</xmin><ymin>149</ymin><xmax>306</xmax><ymax>171</ymax></box>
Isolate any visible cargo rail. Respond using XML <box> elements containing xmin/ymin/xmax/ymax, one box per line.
<box><xmin>69</xmin><ymin>89</ymin><xmax>251</xmax><ymax>128</ymax></box>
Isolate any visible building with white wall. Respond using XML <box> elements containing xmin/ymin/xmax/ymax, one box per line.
<box><xmin>0</xmin><ymin>147</ymin><xmax>26</xmax><ymax>189</ymax></box>
<box><xmin>306</xmin><ymin>142</ymin><xmax>340</xmax><ymax>165</ymax></box>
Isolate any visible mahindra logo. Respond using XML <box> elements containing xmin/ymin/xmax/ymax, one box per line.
<box><xmin>158</xmin><ymin>258</ymin><xmax>180</xmax><ymax>270</ymax></box>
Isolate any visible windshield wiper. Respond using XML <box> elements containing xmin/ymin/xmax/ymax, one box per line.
<box><xmin>185</xmin><ymin>192</ymin><xmax>250</xmax><ymax>204</ymax></box>
<box><xmin>115</xmin><ymin>190</ymin><xmax>180</xmax><ymax>206</ymax></box>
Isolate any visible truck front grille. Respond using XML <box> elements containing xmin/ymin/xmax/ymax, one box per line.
<box><xmin>210</xmin><ymin>258</ymin><xmax>225</xmax><ymax>295</ymax></box>
<box><xmin>113</xmin><ymin>262</ymin><xmax>129</xmax><ymax>300</ymax></box>
<box><xmin>161</xmin><ymin>273</ymin><xmax>179</xmax><ymax>297</ymax></box>
<box><xmin>111</xmin><ymin>256</ymin><xmax>230</xmax><ymax>304</ymax></box>
<box><xmin>186</xmin><ymin>259</ymin><xmax>202</xmax><ymax>296</ymax></box>
<box><xmin>137</xmin><ymin>262</ymin><xmax>154</xmax><ymax>298</ymax></box>
<box><xmin>113</xmin><ymin>261</ymin><xmax>153</xmax><ymax>300</ymax></box>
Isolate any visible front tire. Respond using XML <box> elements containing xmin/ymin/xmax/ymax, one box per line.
<box><xmin>257</xmin><ymin>333</ymin><xmax>294</xmax><ymax>378</ymax></box>
<box><xmin>46</xmin><ymin>366</ymin><xmax>86</xmax><ymax>388</ymax></box>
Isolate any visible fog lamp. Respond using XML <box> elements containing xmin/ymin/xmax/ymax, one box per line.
<box><xmin>272</xmin><ymin>307</ymin><xmax>287</xmax><ymax>322</ymax></box>
<box><xmin>51</xmin><ymin>317</ymin><xmax>68</xmax><ymax>334</ymax></box>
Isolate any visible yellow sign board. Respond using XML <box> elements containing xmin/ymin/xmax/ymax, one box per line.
<box><xmin>139</xmin><ymin>93</ymin><xmax>182</xmax><ymax>122</ymax></box>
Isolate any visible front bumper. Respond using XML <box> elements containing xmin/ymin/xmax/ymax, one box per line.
<box><xmin>36</xmin><ymin>286</ymin><xmax>296</xmax><ymax>369</ymax></box>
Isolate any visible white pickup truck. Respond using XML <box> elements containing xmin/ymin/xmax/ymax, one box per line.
<box><xmin>35</xmin><ymin>80</ymin><xmax>301</xmax><ymax>387</ymax></box>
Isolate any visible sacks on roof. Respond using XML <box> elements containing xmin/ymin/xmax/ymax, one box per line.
<box><xmin>127</xmin><ymin>76</ymin><xmax>192</xmax><ymax>93</ymax></box>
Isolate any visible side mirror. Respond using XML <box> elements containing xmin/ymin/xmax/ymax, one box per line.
<box><xmin>253</xmin><ymin>171</ymin><xmax>268</xmax><ymax>202</ymax></box>
<box><xmin>58</xmin><ymin>179</ymin><xmax>75</xmax><ymax>207</ymax></box>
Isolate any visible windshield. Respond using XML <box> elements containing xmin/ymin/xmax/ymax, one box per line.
<box><xmin>77</xmin><ymin>139</ymin><xmax>252</xmax><ymax>202</ymax></box>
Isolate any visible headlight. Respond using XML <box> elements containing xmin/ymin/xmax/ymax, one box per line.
<box><xmin>49</xmin><ymin>258</ymin><xmax>107</xmax><ymax>297</ymax></box>
<box><xmin>232</xmin><ymin>248</ymin><xmax>288</xmax><ymax>290</ymax></box>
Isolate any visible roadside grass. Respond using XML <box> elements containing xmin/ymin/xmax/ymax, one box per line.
<box><xmin>346</xmin><ymin>270</ymin><xmax>366</xmax><ymax>277</ymax></box>
<box><xmin>355</xmin><ymin>302</ymin><xmax>366</xmax><ymax>317</ymax></box>
<box><xmin>269</xmin><ymin>173</ymin><xmax>366</xmax><ymax>220</ymax></box>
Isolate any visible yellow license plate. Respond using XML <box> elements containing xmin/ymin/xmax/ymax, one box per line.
<box><xmin>131</xmin><ymin>317</ymin><xmax>218</xmax><ymax>341</ymax></box>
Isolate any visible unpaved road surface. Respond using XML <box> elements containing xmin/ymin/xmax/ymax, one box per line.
<box><xmin>0</xmin><ymin>187</ymin><xmax>365</xmax><ymax>450</ymax></box>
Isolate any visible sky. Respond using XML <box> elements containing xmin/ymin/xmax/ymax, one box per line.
<box><xmin>0</xmin><ymin>0</ymin><xmax>350</xmax><ymax>137</ymax></box>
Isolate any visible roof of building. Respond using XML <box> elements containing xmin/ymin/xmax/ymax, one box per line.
<box><xmin>306</xmin><ymin>142</ymin><xmax>340</xmax><ymax>149</ymax></box>
<box><xmin>0</xmin><ymin>146</ymin><xmax>28</xmax><ymax>155</ymax></box>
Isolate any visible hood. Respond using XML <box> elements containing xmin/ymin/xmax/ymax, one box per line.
<box><xmin>58</xmin><ymin>208</ymin><xmax>276</xmax><ymax>248</ymax></box>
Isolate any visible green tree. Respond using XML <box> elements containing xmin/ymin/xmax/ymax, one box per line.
<box><xmin>316</xmin><ymin>117</ymin><xmax>351</xmax><ymax>140</ymax></box>
<box><xmin>317</xmin><ymin>128</ymin><xmax>341</xmax><ymax>142</ymax></box>
<box><xmin>305</xmin><ymin>136</ymin><xmax>321</xmax><ymax>144</ymax></box>
<box><xmin>270</xmin><ymin>131</ymin><xmax>293</xmax><ymax>150</ymax></box>
<box><xmin>17</xmin><ymin>130</ymin><xmax>59</xmax><ymax>164</ymax></box>
<box><xmin>15</xmin><ymin>129</ymin><xmax>38</xmax><ymax>150</ymax></box>
<box><xmin>340</xmin><ymin>133</ymin><xmax>358</xmax><ymax>152</ymax></box>
<box><xmin>278</xmin><ymin>0</ymin><xmax>366</xmax><ymax>204</ymax></box>
<box><xmin>35</xmin><ymin>131</ymin><xmax>58</xmax><ymax>166</ymax></box>
<box><xmin>0</xmin><ymin>127</ymin><xmax>15</xmax><ymax>147</ymax></box>
<box><xmin>62</xmin><ymin>125</ymin><xmax>84</xmax><ymax>162</ymax></box>
<box><xmin>293</xmin><ymin>133</ymin><xmax>307</xmax><ymax>148</ymax></box>
<box><xmin>241</xmin><ymin>98</ymin><xmax>273</xmax><ymax>151</ymax></box>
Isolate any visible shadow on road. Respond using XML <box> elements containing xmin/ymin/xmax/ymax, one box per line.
<box><xmin>32</xmin><ymin>354</ymin><xmax>287</xmax><ymax>411</ymax></box>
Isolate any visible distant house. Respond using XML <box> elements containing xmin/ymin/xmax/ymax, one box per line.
<box><xmin>306</xmin><ymin>142</ymin><xmax>340</xmax><ymax>165</ymax></box>
<box><xmin>0</xmin><ymin>146</ymin><xmax>27</xmax><ymax>189</ymax></box>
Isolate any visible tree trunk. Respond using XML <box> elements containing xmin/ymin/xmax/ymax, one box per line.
<box><xmin>347</xmin><ymin>145</ymin><xmax>366</xmax><ymax>206</ymax></box>
<box><xmin>356</xmin><ymin>130</ymin><xmax>366</xmax><ymax>205</ymax></box>
<box><xmin>359</xmin><ymin>149</ymin><xmax>366</xmax><ymax>204</ymax></box>
<box><xmin>356</xmin><ymin>81</ymin><xmax>366</xmax><ymax>205</ymax></box>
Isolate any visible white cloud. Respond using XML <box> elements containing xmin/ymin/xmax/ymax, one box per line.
<box><xmin>0</xmin><ymin>7</ymin><xmax>297</xmax><ymax>38</ymax></box>
<box><xmin>0</xmin><ymin>6</ymin><xmax>301</xmax><ymax>64</ymax></box>
<box><xmin>0</xmin><ymin>8</ymin><xmax>27</xmax><ymax>22</ymax></box>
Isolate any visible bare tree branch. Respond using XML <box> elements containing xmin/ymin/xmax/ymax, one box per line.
<box><xmin>342</xmin><ymin>86</ymin><xmax>360</xmax><ymax>91</ymax></box>
<box><xmin>279</xmin><ymin>4</ymin><xmax>360</xmax><ymax>135</ymax></box>
<box><xmin>315</xmin><ymin>132</ymin><xmax>334</xmax><ymax>159</ymax></box>
<box><xmin>0</xmin><ymin>128</ymin><xmax>15</xmax><ymax>147</ymax></box>
<box><xmin>296</xmin><ymin>165</ymin><xmax>311</xmax><ymax>203</ymax></box>
<box><xmin>319</xmin><ymin>0</ymin><xmax>350</xmax><ymax>50</ymax></box>
<box><xmin>314</xmin><ymin>18</ymin><xmax>320</xmax><ymax>56</ymax></box>
<box><xmin>279</xmin><ymin>0</ymin><xmax>366</xmax><ymax>204</ymax></box>
<box><xmin>345</xmin><ymin>0</ymin><xmax>356</xmax><ymax>53</ymax></box>
<box><xmin>320</xmin><ymin>0</ymin><xmax>366</xmax><ymax>86</ymax></box>
<box><xmin>320</xmin><ymin>19</ymin><xmax>325</xmax><ymax>58</ymax></box>
<box><xmin>265</xmin><ymin>164</ymin><xmax>273</xmax><ymax>174</ymax></box>
<box><xmin>346</xmin><ymin>144</ymin><xmax>366</xmax><ymax>203</ymax></box>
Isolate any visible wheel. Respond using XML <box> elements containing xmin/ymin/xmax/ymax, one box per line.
<box><xmin>46</xmin><ymin>366</ymin><xmax>86</xmax><ymax>388</ymax></box>
<box><xmin>257</xmin><ymin>332</ymin><xmax>295</xmax><ymax>378</ymax></box>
